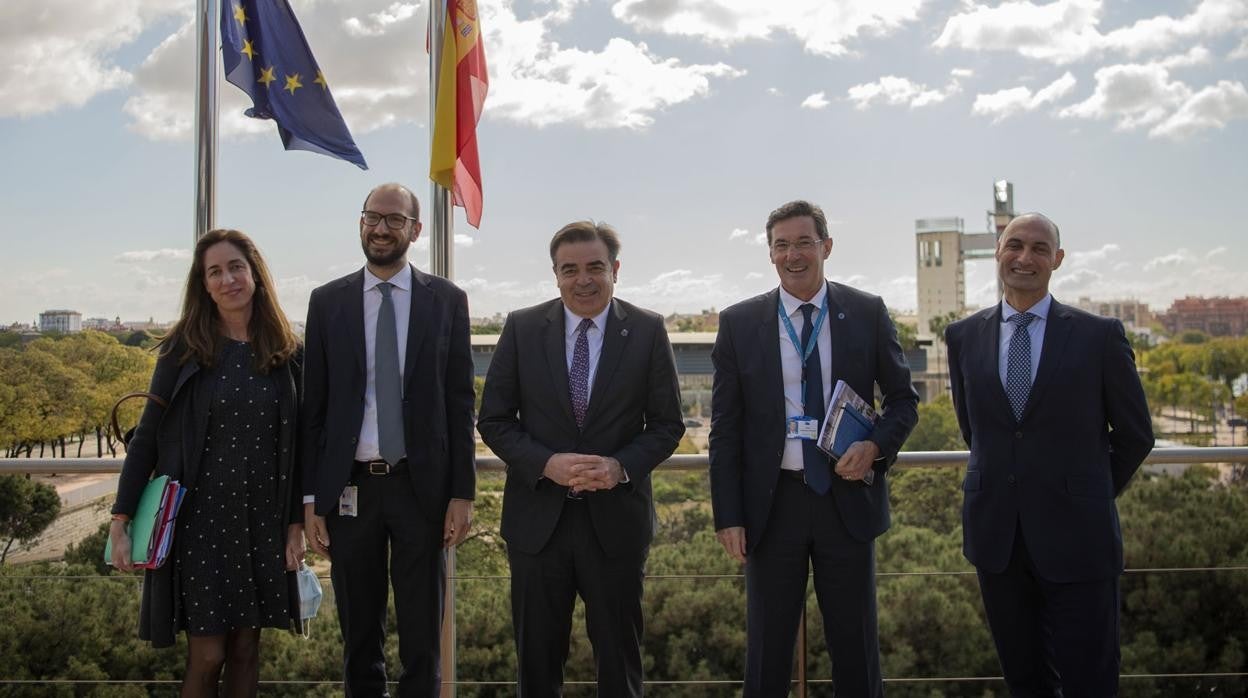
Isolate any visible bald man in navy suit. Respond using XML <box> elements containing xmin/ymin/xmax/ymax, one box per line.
<box><xmin>946</xmin><ymin>213</ymin><xmax>1153</xmax><ymax>696</ymax></box>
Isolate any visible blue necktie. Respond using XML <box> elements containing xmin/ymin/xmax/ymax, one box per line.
<box><xmin>1006</xmin><ymin>312</ymin><xmax>1036</xmax><ymax>421</ymax></box>
<box><xmin>800</xmin><ymin>303</ymin><xmax>832</xmax><ymax>495</ymax></box>
<box><xmin>375</xmin><ymin>282</ymin><xmax>405</xmax><ymax>465</ymax></box>
<box><xmin>570</xmin><ymin>318</ymin><xmax>593</xmax><ymax>428</ymax></box>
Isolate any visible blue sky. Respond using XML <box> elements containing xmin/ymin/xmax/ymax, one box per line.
<box><xmin>2</xmin><ymin>0</ymin><xmax>1246</xmax><ymax>326</ymax></box>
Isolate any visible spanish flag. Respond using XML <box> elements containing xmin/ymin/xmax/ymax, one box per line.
<box><xmin>430</xmin><ymin>0</ymin><xmax>488</xmax><ymax>228</ymax></box>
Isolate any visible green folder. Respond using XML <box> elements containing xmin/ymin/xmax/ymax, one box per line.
<box><xmin>105</xmin><ymin>475</ymin><xmax>171</xmax><ymax>566</ymax></box>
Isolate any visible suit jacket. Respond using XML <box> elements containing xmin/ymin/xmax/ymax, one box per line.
<box><xmin>113</xmin><ymin>341</ymin><xmax>303</xmax><ymax>647</ymax></box>
<box><xmin>300</xmin><ymin>265</ymin><xmax>476</xmax><ymax>519</ymax></box>
<box><xmin>945</xmin><ymin>298</ymin><xmax>1154</xmax><ymax>583</ymax></box>
<box><xmin>709</xmin><ymin>282</ymin><xmax>919</xmax><ymax>549</ymax></box>
<box><xmin>477</xmin><ymin>298</ymin><xmax>685</xmax><ymax>557</ymax></box>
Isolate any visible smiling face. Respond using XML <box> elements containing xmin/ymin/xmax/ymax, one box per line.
<box><xmin>359</xmin><ymin>185</ymin><xmax>421</xmax><ymax>273</ymax></box>
<box><xmin>769</xmin><ymin>215</ymin><xmax>833</xmax><ymax>302</ymax></box>
<box><xmin>996</xmin><ymin>214</ymin><xmax>1064</xmax><ymax>311</ymax></box>
<box><xmin>202</xmin><ymin>240</ymin><xmax>256</xmax><ymax>315</ymax></box>
<box><xmin>554</xmin><ymin>238</ymin><xmax>619</xmax><ymax>318</ymax></box>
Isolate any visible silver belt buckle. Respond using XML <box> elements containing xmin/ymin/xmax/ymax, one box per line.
<box><xmin>368</xmin><ymin>460</ymin><xmax>390</xmax><ymax>475</ymax></box>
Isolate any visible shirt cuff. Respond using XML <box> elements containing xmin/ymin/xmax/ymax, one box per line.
<box><xmin>302</xmin><ymin>495</ymin><xmax>315</xmax><ymax>504</ymax></box>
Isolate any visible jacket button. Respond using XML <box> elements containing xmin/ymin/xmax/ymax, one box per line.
<box><xmin>1007</xmin><ymin>474</ymin><xmax>1017</xmax><ymax>484</ymax></box>
<box><xmin>282</xmin><ymin>419</ymin><xmax>288</xmax><ymax>425</ymax></box>
<box><xmin>351</xmin><ymin>437</ymin><xmax>358</xmax><ymax>444</ymax></box>
<box><xmin>1014</xmin><ymin>431</ymin><xmax>1023</xmax><ymax>439</ymax></box>
<box><xmin>280</xmin><ymin>475</ymin><xmax>286</xmax><ymax>480</ymax></box>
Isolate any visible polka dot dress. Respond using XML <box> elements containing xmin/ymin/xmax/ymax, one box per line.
<box><xmin>176</xmin><ymin>340</ymin><xmax>288</xmax><ymax>636</ymax></box>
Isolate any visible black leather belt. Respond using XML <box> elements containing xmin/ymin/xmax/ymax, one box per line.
<box><xmin>353</xmin><ymin>458</ymin><xmax>406</xmax><ymax>476</ymax></box>
<box><xmin>779</xmin><ymin>469</ymin><xmax>805</xmax><ymax>482</ymax></box>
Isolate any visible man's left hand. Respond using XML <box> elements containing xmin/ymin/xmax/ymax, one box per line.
<box><xmin>835</xmin><ymin>440</ymin><xmax>880</xmax><ymax>481</ymax></box>
<box><xmin>443</xmin><ymin>498</ymin><xmax>473</xmax><ymax>548</ymax></box>
<box><xmin>568</xmin><ymin>457</ymin><xmax>625</xmax><ymax>492</ymax></box>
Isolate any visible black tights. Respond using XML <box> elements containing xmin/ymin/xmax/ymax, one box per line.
<box><xmin>182</xmin><ymin>628</ymin><xmax>262</xmax><ymax>698</ymax></box>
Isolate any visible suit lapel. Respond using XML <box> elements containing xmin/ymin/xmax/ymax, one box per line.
<box><xmin>755</xmin><ymin>289</ymin><xmax>785</xmax><ymax>419</ymax></box>
<box><xmin>1020</xmin><ymin>299</ymin><xmax>1073</xmax><ymax>422</ymax></box>
<box><xmin>824</xmin><ymin>283</ymin><xmax>850</xmax><ymax>388</ymax></box>
<box><xmin>979</xmin><ymin>304</ymin><xmax>1016</xmax><ymax>420</ymax></box>
<box><xmin>343</xmin><ymin>270</ymin><xmax>367</xmax><ymax>376</ymax></box>
<box><xmin>583</xmin><ymin>300</ymin><xmax>630</xmax><ymax>426</ymax></box>
<box><xmin>405</xmin><ymin>265</ymin><xmax>431</xmax><ymax>393</ymax></box>
<box><xmin>544</xmin><ymin>301</ymin><xmax>577</xmax><ymax>426</ymax></box>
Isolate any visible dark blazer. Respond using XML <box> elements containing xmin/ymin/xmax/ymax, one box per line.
<box><xmin>477</xmin><ymin>298</ymin><xmax>685</xmax><ymax>557</ymax></box>
<box><xmin>945</xmin><ymin>299</ymin><xmax>1154</xmax><ymax>583</ymax></box>
<box><xmin>300</xmin><ymin>265</ymin><xmax>476</xmax><ymax>519</ymax></box>
<box><xmin>112</xmin><ymin>342</ymin><xmax>303</xmax><ymax>648</ymax></box>
<box><xmin>709</xmin><ymin>282</ymin><xmax>919</xmax><ymax>549</ymax></box>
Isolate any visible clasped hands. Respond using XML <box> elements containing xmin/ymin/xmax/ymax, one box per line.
<box><xmin>543</xmin><ymin>452</ymin><xmax>625</xmax><ymax>494</ymax></box>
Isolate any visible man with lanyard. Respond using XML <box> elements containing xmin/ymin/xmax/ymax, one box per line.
<box><xmin>709</xmin><ymin>199</ymin><xmax>918</xmax><ymax>696</ymax></box>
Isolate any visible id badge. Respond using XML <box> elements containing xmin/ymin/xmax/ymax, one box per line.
<box><xmin>338</xmin><ymin>485</ymin><xmax>359</xmax><ymax>517</ymax></box>
<box><xmin>786</xmin><ymin>416</ymin><xmax>820</xmax><ymax>440</ymax></box>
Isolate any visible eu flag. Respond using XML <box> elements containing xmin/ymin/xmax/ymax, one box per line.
<box><xmin>221</xmin><ymin>0</ymin><xmax>367</xmax><ymax>169</ymax></box>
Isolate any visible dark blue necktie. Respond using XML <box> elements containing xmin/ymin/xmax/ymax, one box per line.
<box><xmin>1006</xmin><ymin>312</ymin><xmax>1036</xmax><ymax>421</ymax></box>
<box><xmin>570</xmin><ymin>318</ymin><xmax>593</xmax><ymax>428</ymax></box>
<box><xmin>800</xmin><ymin>303</ymin><xmax>831</xmax><ymax>495</ymax></box>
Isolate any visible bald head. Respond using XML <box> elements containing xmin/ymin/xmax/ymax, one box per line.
<box><xmin>364</xmin><ymin>182</ymin><xmax>421</xmax><ymax>222</ymax></box>
<box><xmin>1003</xmin><ymin>212</ymin><xmax>1060</xmax><ymax>249</ymax></box>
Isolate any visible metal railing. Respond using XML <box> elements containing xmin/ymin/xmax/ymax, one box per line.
<box><xmin>2</xmin><ymin>446</ymin><xmax>1246</xmax><ymax>695</ymax></box>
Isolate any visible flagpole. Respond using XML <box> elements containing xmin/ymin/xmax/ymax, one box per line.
<box><xmin>429</xmin><ymin>1</ymin><xmax>454</xmax><ymax>279</ymax></box>
<box><xmin>193</xmin><ymin>0</ymin><xmax>219</xmax><ymax>242</ymax></box>
<box><xmin>429</xmin><ymin>3</ymin><xmax>457</xmax><ymax>696</ymax></box>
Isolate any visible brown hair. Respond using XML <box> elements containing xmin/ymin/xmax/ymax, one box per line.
<box><xmin>548</xmin><ymin>220</ymin><xmax>621</xmax><ymax>264</ymax></box>
<box><xmin>765</xmin><ymin>200</ymin><xmax>830</xmax><ymax>244</ymax></box>
<box><xmin>158</xmin><ymin>229</ymin><xmax>299</xmax><ymax>373</ymax></box>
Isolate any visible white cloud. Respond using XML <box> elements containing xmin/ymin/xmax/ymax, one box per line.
<box><xmin>1058</xmin><ymin>54</ymin><xmax>1248</xmax><ymax>138</ymax></box>
<box><xmin>1149</xmin><ymin>80</ymin><xmax>1248</xmax><ymax>139</ymax></box>
<box><xmin>0</xmin><ymin>0</ymin><xmax>187</xmax><ymax>118</ymax></box>
<box><xmin>972</xmin><ymin>72</ymin><xmax>1077</xmax><ymax>123</ymax></box>
<box><xmin>951</xmin><ymin>67</ymin><xmax>975</xmax><ymax>78</ymax></box>
<box><xmin>934</xmin><ymin>0</ymin><xmax>1248</xmax><ymax>65</ymax></box>
<box><xmin>413</xmin><ymin>233</ymin><xmax>479</xmax><ymax>252</ymax></box>
<box><xmin>1207</xmin><ymin>246</ymin><xmax>1228</xmax><ymax>258</ymax></box>
<box><xmin>847</xmin><ymin>74</ymin><xmax>959</xmax><ymax>110</ymax></box>
<box><xmin>766</xmin><ymin>87</ymin><xmax>782</xmax><ymax>96</ymax></box>
<box><xmin>484</xmin><ymin>0</ymin><xmax>745</xmax><ymax>130</ymax></box>
<box><xmin>801</xmin><ymin>91</ymin><xmax>829</xmax><ymax>109</ymax></box>
<box><xmin>1143</xmin><ymin>249</ymin><xmax>1193</xmax><ymax>271</ymax></box>
<box><xmin>728</xmin><ymin>228</ymin><xmax>751</xmax><ymax>240</ymax></box>
<box><xmin>610</xmin><ymin>0</ymin><xmax>924</xmax><ymax>58</ymax></box>
<box><xmin>1066</xmin><ymin>243</ymin><xmax>1119</xmax><ymax>266</ymax></box>
<box><xmin>115</xmin><ymin>248</ymin><xmax>193</xmax><ymax>263</ymax></box>
<box><xmin>1232</xmin><ymin>36</ymin><xmax>1248</xmax><ymax>60</ymax></box>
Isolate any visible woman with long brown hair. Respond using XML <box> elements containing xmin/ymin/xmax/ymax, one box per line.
<box><xmin>110</xmin><ymin>229</ymin><xmax>305</xmax><ymax>697</ymax></box>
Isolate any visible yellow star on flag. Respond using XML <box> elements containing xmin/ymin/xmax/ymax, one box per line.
<box><xmin>258</xmin><ymin>66</ymin><xmax>276</xmax><ymax>87</ymax></box>
<box><xmin>284</xmin><ymin>73</ymin><xmax>303</xmax><ymax>95</ymax></box>
<box><xmin>233</xmin><ymin>4</ymin><xmax>247</xmax><ymax>24</ymax></box>
<box><xmin>241</xmin><ymin>39</ymin><xmax>257</xmax><ymax>61</ymax></box>
<box><xmin>314</xmin><ymin>70</ymin><xmax>328</xmax><ymax>90</ymax></box>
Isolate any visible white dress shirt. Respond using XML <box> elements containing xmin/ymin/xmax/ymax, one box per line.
<box><xmin>356</xmin><ymin>266</ymin><xmax>412</xmax><ymax>462</ymax></box>
<box><xmin>564</xmin><ymin>301</ymin><xmax>612</xmax><ymax>405</ymax></box>
<box><xmin>998</xmin><ymin>294</ymin><xmax>1050</xmax><ymax>390</ymax></box>
<box><xmin>778</xmin><ymin>281</ymin><xmax>833</xmax><ymax>472</ymax></box>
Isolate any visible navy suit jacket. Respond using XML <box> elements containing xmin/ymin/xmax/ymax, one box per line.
<box><xmin>945</xmin><ymin>298</ymin><xmax>1153</xmax><ymax>583</ymax></box>
<box><xmin>709</xmin><ymin>282</ymin><xmax>919</xmax><ymax>549</ymax></box>
<box><xmin>299</xmin><ymin>265</ymin><xmax>477</xmax><ymax>519</ymax></box>
<box><xmin>477</xmin><ymin>298</ymin><xmax>685</xmax><ymax>557</ymax></box>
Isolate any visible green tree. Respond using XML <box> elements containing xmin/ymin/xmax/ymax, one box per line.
<box><xmin>0</xmin><ymin>475</ymin><xmax>62</xmax><ymax>563</ymax></box>
<box><xmin>890</xmin><ymin>310</ymin><xmax>919</xmax><ymax>351</ymax></box>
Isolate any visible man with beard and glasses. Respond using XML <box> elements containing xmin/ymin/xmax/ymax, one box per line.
<box><xmin>301</xmin><ymin>183</ymin><xmax>477</xmax><ymax>696</ymax></box>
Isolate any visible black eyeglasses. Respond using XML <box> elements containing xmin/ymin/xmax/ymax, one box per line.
<box><xmin>361</xmin><ymin>210</ymin><xmax>417</xmax><ymax>230</ymax></box>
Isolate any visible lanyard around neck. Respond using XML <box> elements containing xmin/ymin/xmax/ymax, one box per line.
<box><xmin>778</xmin><ymin>294</ymin><xmax>828</xmax><ymax>413</ymax></box>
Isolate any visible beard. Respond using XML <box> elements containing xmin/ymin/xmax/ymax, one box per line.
<box><xmin>361</xmin><ymin>236</ymin><xmax>410</xmax><ymax>267</ymax></box>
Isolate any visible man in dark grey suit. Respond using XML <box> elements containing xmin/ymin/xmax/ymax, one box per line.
<box><xmin>710</xmin><ymin>200</ymin><xmax>918</xmax><ymax>696</ymax></box>
<box><xmin>301</xmin><ymin>183</ymin><xmax>477</xmax><ymax>697</ymax></box>
<box><xmin>477</xmin><ymin>221</ymin><xmax>685</xmax><ymax>697</ymax></box>
<box><xmin>946</xmin><ymin>213</ymin><xmax>1153</xmax><ymax>696</ymax></box>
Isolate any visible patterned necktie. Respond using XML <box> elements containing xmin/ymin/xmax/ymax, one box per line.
<box><xmin>375</xmin><ymin>282</ymin><xmax>405</xmax><ymax>465</ymax></box>
<box><xmin>1005</xmin><ymin>311</ymin><xmax>1037</xmax><ymax>421</ymax></box>
<box><xmin>800</xmin><ymin>303</ymin><xmax>832</xmax><ymax>495</ymax></box>
<box><xmin>569</xmin><ymin>318</ymin><xmax>593</xmax><ymax>428</ymax></box>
